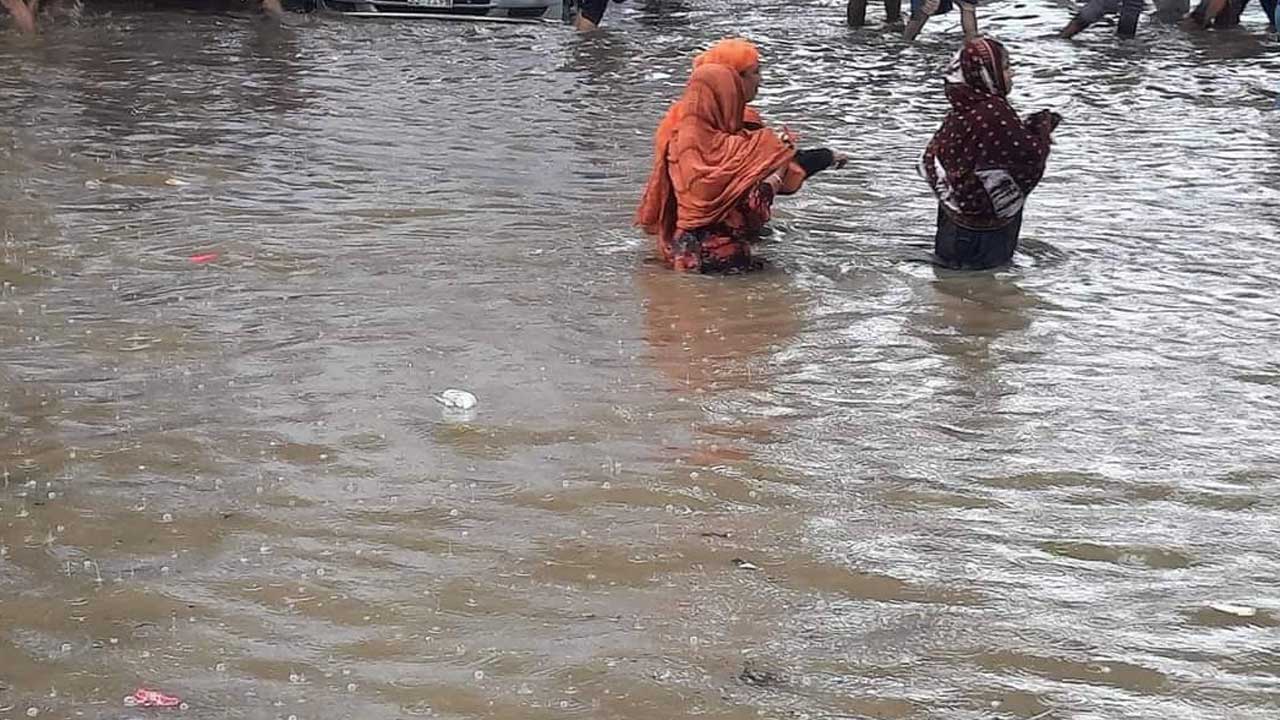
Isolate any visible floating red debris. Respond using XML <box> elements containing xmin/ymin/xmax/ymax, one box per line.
<box><xmin>189</xmin><ymin>253</ymin><xmax>219</xmax><ymax>264</ymax></box>
<box><xmin>125</xmin><ymin>688</ymin><xmax>183</xmax><ymax>708</ymax></box>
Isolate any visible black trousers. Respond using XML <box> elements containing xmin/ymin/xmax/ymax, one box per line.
<box><xmin>933</xmin><ymin>206</ymin><xmax>1024</xmax><ymax>270</ymax></box>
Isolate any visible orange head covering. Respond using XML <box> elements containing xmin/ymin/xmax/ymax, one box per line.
<box><xmin>694</xmin><ymin>38</ymin><xmax>763</xmax><ymax>127</ymax></box>
<box><xmin>692</xmin><ymin>38</ymin><xmax>759</xmax><ymax>73</ymax></box>
<box><xmin>635</xmin><ymin>64</ymin><xmax>793</xmax><ymax>246</ymax></box>
<box><xmin>652</xmin><ymin>39</ymin><xmax>764</xmax><ymax>166</ymax></box>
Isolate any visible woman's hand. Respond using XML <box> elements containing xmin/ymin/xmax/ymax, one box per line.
<box><xmin>764</xmin><ymin>170</ymin><xmax>784</xmax><ymax>193</ymax></box>
<box><xmin>1027</xmin><ymin>110</ymin><xmax>1061</xmax><ymax>143</ymax></box>
<box><xmin>832</xmin><ymin>151</ymin><xmax>848</xmax><ymax>170</ymax></box>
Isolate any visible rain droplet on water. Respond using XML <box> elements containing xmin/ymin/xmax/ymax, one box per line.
<box><xmin>473</xmin><ymin>670</ymin><xmax>484</xmax><ymax>681</ymax></box>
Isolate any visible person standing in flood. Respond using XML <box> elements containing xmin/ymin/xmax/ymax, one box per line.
<box><xmin>918</xmin><ymin>37</ymin><xmax>1060</xmax><ymax>270</ymax></box>
<box><xmin>661</xmin><ymin>38</ymin><xmax>845</xmax><ymax>197</ymax></box>
<box><xmin>1183</xmin><ymin>0</ymin><xmax>1277</xmax><ymax>31</ymax></box>
<box><xmin>903</xmin><ymin>0</ymin><xmax>980</xmax><ymax>42</ymax></box>
<box><xmin>1058</xmin><ymin>0</ymin><xmax>1122</xmax><ymax>38</ymax></box>
<box><xmin>636</xmin><ymin>64</ymin><xmax>844</xmax><ymax>273</ymax></box>
<box><xmin>652</xmin><ymin>39</ymin><xmax>769</xmax><ymax>142</ymax></box>
<box><xmin>693</xmin><ymin>39</ymin><xmax>768</xmax><ymax>130</ymax></box>
<box><xmin>659</xmin><ymin>38</ymin><xmax>835</xmax><ymax>162</ymax></box>
<box><xmin>570</xmin><ymin>0</ymin><xmax>620</xmax><ymax>30</ymax></box>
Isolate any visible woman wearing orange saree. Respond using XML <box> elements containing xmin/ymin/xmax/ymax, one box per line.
<box><xmin>692</xmin><ymin>39</ymin><xmax>768</xmax><ymax>131</ymax></box>
<box><xmin>636</xmin><ymin>64</ymin><xmax>843</xmax><ymax>273</ymax></box>
<box><xmin>658</xmin><ymin>39</ymin><xmax>839</xmax><ymax>190</ymax></box>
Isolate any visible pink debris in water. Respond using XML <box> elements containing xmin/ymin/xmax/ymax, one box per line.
<box><xmin>189</xmin><ymin>253</ymin><xmax>219</xmax><ymax>264</ymax></box>
<box><xmin>125</xmin><ymin>688</ymin><xmax>183</xmax><ymax>708</ymax></box>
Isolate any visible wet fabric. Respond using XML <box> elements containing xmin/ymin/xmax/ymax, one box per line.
<box><xmin>919</xmin><ymin>37</ymin><xmax>1055</xmax><ymax>231</ymax></box>
<box><xmin>656</xmin><ymin>39</ymin><xmax>764</xmax><ymax>155</ymax></box>
<box><xmin>692</xmin><ymin>38</ymin><xmax>759</xmax><ymax>74</ymax></box>
<box><xmin>933</xmin><ymin>204</ymin><xmax>1024</xmax><ymax>270</ymax></box>
<box><xmin>662</xmin><ymin>183</ymin><xmax>776</xmax><ymax>272</ymax></box>
<box><xmin>636</xmin><ymin>64</ymin><xmax>795</xmax><ymax>271</ymax></box>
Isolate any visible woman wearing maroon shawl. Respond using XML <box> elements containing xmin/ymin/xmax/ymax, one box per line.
<box><xmin>919</xmin><ymin>38</ymin><xmax>1061</xmax><ymax>270</ymax></box>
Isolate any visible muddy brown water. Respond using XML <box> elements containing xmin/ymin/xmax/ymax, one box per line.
<box><xmin>1</xmin><ymin>3</ymin><xmax>1279</xmax><ymax>719</ymax></box>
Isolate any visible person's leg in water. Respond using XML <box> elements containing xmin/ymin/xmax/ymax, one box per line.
<box><xmin>849</xmin><ymin>0</ymin><xmax>904</xmax><ymax>26</ymax></box>
<box><xmin>904</xmin><ymin>0</ymin><xmax>956</xmax><ymax>40</ymax></box>
<box><xmin>1185</xmin><ymin>0</ymin><xmax>1233</xmax><ymax>27</ymax></box>
<box><xmin>1</xmin><ymin>0</ymin><xmax>38</xmax><ymax>33</ymax></box>
<box><xmin>1060</xmin><ymin>0</ymin><xmax>1121</xmax><ymax>36</ymax></box>
<box><xmin>1261</xmin><ymin>0</ymin><xmax>1278</xmax><ymax>29</ymax></box>
<box><xmin>886</xmin><ymin>0</ymin><xmax>904</xmax><ymax>23</ymax></box>
<box><xmin>1232</xmin><ymin>0</ymin><xmax>1280</xmax><ymax>28</ymax></box>
<box><xmin>1211</xmin><ymin>0</ymin><xmax>1245</xmax><ymax>26</ymax></box>
<box><xmin>261</xmin><ymin>0</ymin><xmax>284</xmax><ymax>18</ymax></box>
<box><xmin>933</xmin><ymin>206</ymin><xmax>1023</xmax><ymax>270</ymax></box>
<box><xmin>574</xmin><ymin>0</ymin><xmax>607</xmax><ymax>30</ymax></box>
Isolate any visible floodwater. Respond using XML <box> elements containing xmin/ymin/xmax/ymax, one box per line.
<box><xmin>1</xmin><ymin>2</ymin><xmax>1278</xmax><ymax>719</ymax></box>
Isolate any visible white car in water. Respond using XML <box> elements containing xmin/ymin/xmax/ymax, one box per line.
<box><xmin>317</xmin><ymin>0</ymin><xmax>558</xmax><ymax>21</ymax></box>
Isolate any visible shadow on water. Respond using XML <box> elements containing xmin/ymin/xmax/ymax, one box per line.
<box><xmin>637</xmin><ymin>263</ymin><xmax>805</xmax><ymax>395</ymax></box>
<box><xmin>910</xmin><ymin>268</ymin><xmax>1041</xmax><ymax>388</ymax></box>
